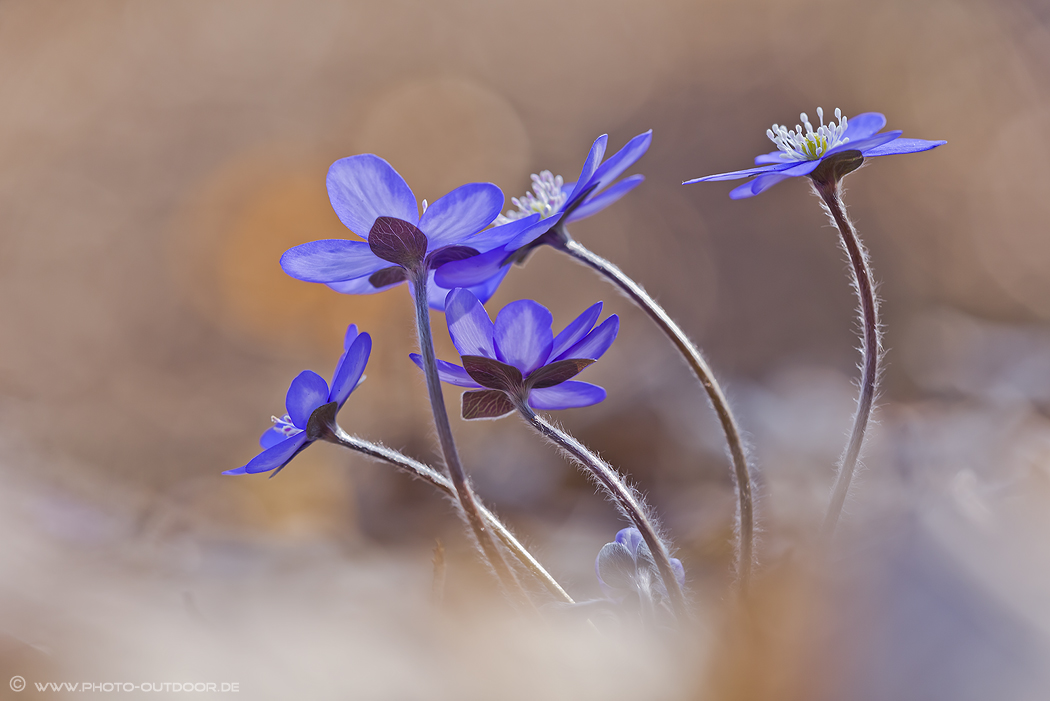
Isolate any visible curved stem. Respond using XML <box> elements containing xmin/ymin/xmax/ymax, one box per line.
<box><xmin>557</xmin><ymin>233</ymin><xmax>754</xmax><ymax>591</ymax></box>
<box><xmin>512</xmin><ymin>397</ymin><xmax>688</xmax><ymax>621</ymax></box>
<box><xmin>813</xmin><ymin>181</ymin><xmax>880</xmax><ymax>537</ymax></box>
<box><xmin>318</xmin><ymin>423</ymin><xmax>573</xmax><ymax>603</ymax></box>
<box><xmin>408</xmin><ymin>271</ymin><xmax>523</xmax><ymax>598</ymax></box>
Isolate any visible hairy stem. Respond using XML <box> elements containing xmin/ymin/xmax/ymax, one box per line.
<box><xmin>512</xmin><ymin>397</ymin><xmax>688</xmax><ymax>621</ymax></box>
<box><xmin>557</xmin><ymin>232</ymin><xmax>754</xmax><ymax>591</ymax></box>
<box><xmin>813</xmin><ymin>181</ymin><xmax>881</xmax><ymax>537</ymax></box>
<box><xmin>409</xmin><ymin>272</ymin><xmax>524</xmax><ymax>598</ymax></box>
<box><xmin>318</xmin><ymin>422</ymin><xmax>573</xmax><ymax>603</ymax></box>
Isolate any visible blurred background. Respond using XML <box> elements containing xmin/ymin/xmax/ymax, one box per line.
<box><xmin>3</xmin><ymin>0</ymin><xmax>1050</xmax><ymax>698</ymax></box>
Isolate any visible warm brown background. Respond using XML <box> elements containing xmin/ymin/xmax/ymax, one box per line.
<box><xmin>2</xmin><ymin>1</ymin><xmax>1050</xmax><ymax>698</ymax></box>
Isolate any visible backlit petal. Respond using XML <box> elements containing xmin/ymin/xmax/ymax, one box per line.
<box><xmin>494</xmin><ymin>300</ymin><xmax>554</xmax><ymax>373</ymax></box>
<box><xmin>444</xmin><ymin>288</ymin><xmax>496</xmax><ymax>358</ymax></box>
<box><xmin>326</xmin><ymin>154</ymin><xmax>418</xmax><ymax>236</ymax></box>
<box><xmin>280</xmin><ymin>240</ymin><xmax>383</xmax><ymax>283</ymax></box>
<box><xmin>285</xmin><ymin>370</ymin><xmax>330</xmax><ymax>428</ymax></box>
<box><xmin>528</xmin><ymin>381</ymin><xmax>606</xmax><ymax>410</ymax></box>
<box><xmin>419</xmin><ymin>182</ymin><xmax>503</xmax><ymax>248</ymax></box>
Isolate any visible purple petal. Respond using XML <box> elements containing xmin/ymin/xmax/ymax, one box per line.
<box><xmin>729</xmin><ymin>171</ymin><xmax>792</xmax><ymax>199</ymax></box>
<box><xmin>434</xmin><ymin>246</ymin><xmax>509</xmax><ymax>288</ymax></box>
<box><xmin>286</xmin><ymin>370</ymin><xmax>330</xmax><ymax>428</ymax></box>
<box><xmin>444</xmin><ymin>288</ymin><xmax>496</xmax><ymax>358</ymax></box>
<box><xmin>565</xmin><ymin>175</ymin><xmax>644</xmax><ymax>223</ymax></box>
<box><xmin>259</xmin><ymin>426</ymin><xmax>292</xmax><ymax>449</ymax></box>
<box><xmin>528</xmin><ymin>381</ymin><xmax>606</xmax><ymax>410</ymax></box>
<box><xmin>671</xmin><ymin>557</ymin><xmax>685</xmax><ymax>587</ymax></box>
<box><xmin>595</xmin><ymin>541</ymin><xmax>636</xmax><ymax>594</ymax></box>
<box><xmin>280</xmin><ymin>240</ymin><xmax>384</xmax><ymax>283</ymax></box>
<box><xmin>240</xmin><ymin>433</ymin><xmax>310</xmax><ymax>475</ymax></box>
<box><xmin>419</xmin><ymin>182</ymin><xmax>503</xmax><ymax>248</ymax></box>
<box><xmin>683</xmin><ymin>163</ymin><xmax>783</xmax><ymax>184</ymax></box>
<box><xmin>326</xmin><ymin>154</ymin><xmax>418</xmax><ymax>236</ymax></box>
<box><xmin>344</xmin><ymin>324</ymin><xmax>360</xmax><ymax>350</ymax></box>
<box><xmin>565</xmin><ymin>134</ymin><xmax>608</xmax><ymax>205</ymax></box>
<box><xmin>464</xmin><ymin>213</ymin><xmax>545</xmax><ymax>252</ymax></box>
<box><xmin>427</xmin><ymin>265</ymin><xmax>511</xmax><ymax>310</ymax></box>
<box><xmin>860</xmin><ymin>137</ymin><xmax>947</xmax><ymax>157</ymax></box>
<box><xmin>588</xmin><ymin>130</ymin><xmax>652</xmax><ymax>196</ymax></box>
<box><xmin>409</xmin><ymin>353</ymin><xmax>481</xmax><ymax>388</ymax></box>
<box><xmin>828</xmin><ymin>130</ymin><xmax>902</xmax><ymax>158</ymax></box>
<box><xmin>550</xmin><ymin>302</ymin><xmax>603</xmax><ymax>359</ymax></box>
<box><xmin>841</xmin><ymin>112</ymin><xmax>887</xmax><ymax>142</ymax></box>
<box><xmin>331</xmin><ymin>332</ymin><xmax>371</xmax><ymax>406</ymax></box>
<box><xmin>556</xmin><ymin>314</ymin><xmax>618</xmax><ymax>361</ymax></box>
<box><xmin>327</xmin><ymin>274</ymin><xmax>404</xmax><ymax>295</ymax></box>
<box><xmin>754</xmin><ymin>151</ymin><xmax>796</xmax><ymax>165</ymax></box>
<box><xmin>615</xmin><ymin>527</ymin><xmax>645</xmax><ymax>556</ymax></box>
<box><xmin>494</xmin><ymin>300</ymin><xmax>554</xmax><ymax>374</ymax></box>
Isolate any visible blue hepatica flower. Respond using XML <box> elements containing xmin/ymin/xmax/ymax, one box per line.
<box><xmin>684</xmin><ymin>108</ymin><xmax>946</xmax><ymax>198</ymax></box>
<box><xmin>596</xmin><ymin>527</ymin><xmax>685</xmax><ymax>603</ymax></box>
<box><xmin>225</xmin><ymin>325</ymin><xmax>371</xmax><ymax>476</ymax></box>
<box><xmin>434</xmin><ymin>131</ymin><xmax>652</xmax><ymax>289</ymax></box>
<box><xmin>279</xmin><ymin>154</ymin><xmax>543</xmax><ymax>309</ymax></box>
<box><xmin>411</xmin><ymin>288</ymin><xmax>619</xmax><ymax>419</ymax></box>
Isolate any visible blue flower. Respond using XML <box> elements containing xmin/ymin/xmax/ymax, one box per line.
<box><xmin>595</xmin><ymin>527</ymin><xmax>685</xmax><ymax>603</ymax></box>
<box><xmin>411</xmin><ymin>288</ymin><xmax>619</xmax><ymax>419</ymax></box>
<box><xmin>684</xmin><ymin>108</ymin><xmax>946</xmax><ymax>198</ymax></box>
<box><xmin>279</xmin><ymin>154</ymin><xmax>542</xmax><ymax>309</ymax></box>
<box><xmin>225</xmin><ymin>325</ymin><xmax>371</xmax><ymax>476</ymax></box>
<box><xmin>434</xmin><ymin>131</ymin><xmax>652</xmax><ymax>289</ymax></box>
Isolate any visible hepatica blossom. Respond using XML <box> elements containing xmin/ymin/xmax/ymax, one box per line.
<box><xmin>280</xmin><ymin>154</ymin><xmax>542</xmax><ymax>309</ymax></box>
<box><xmin>435</xmin><ymin>131</ymin><xmax>652</xmax><ymax>288</ymax></box>
<box><xmin>596</xmin><ymin>527</ymin><xmax>685</xmax><ymax>603</ymax></box>
<box><xmin>225</xmin><ymin>325</ymin><xmax>371</xmax><ymax>476</ymax></box>
<box><xmin>684</xmin><ymin>108</ymin><xmax>946</xmax><ymax>198</ymax></box>
<box><xmin>411</xmin><ymin>288</ymin><xmax>618</xmax><ymax>419</ymax></box>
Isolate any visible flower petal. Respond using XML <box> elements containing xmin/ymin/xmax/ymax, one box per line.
<box><xmin>860</xmin><ymin>137</ymin><xmax>947</xmax><ymax>157</ymax></box>
<box><xmin>528</xmin><ymin>381</ymin><xmax>607</xmax><ymax>410</ymax></box>
<box><xmin>286</xmin><ymin>370</ymin><xmax>331</xmax><ymax>428</ymax></box>
<box><xmin>409</xmin><ymin>353</ymin><xmax>481</xmax><ymax>388</ymax></box>
<box><xmin>434</xmin><ymin>246</ymin><xmax>509</xmax><ymax>288</ymax></box>
<box><xmin>683</xmin><ymin>163</ymin><xmax>783</xmax><ymax>184</ymax></box>
<box><xmin>556</xmin><ymin>315</ymin><xmax>619</xmax><ymax>361</ymax></box>
<box><xmin>828</xmin><ymin>130</ymin><xmax>902</xmax><ymax>158</ymax></box>
<box><xmin>550</xmin><ymin>302</ymin><xmax>603</xmax><ymax>359</ymax></box>
<box><xmin>237</xmin><ymin>433</ymin><xmax>310</xmax><ymax>475</ymax></box>
<box><xmin>444</xmin><ymin>288</ymin><xmax>497</xmax><ymax>358</ymax></box>
<box><xmin>326</xmin><ymin>154</ymin><xmax>418</xmax><ymax>236</ymax></box>
<box><xmin>327</xmin><ymin>274</ymin><xmax>405</xmax><ymax>295</ymax></box>
<box><xmin>259</xmin><ymin>426</ymin><xmax>294</xmax><ymax>449</ymax></box>
<box><xmin>588</xmin><ymin>130</ymin><xmax>652</xmax><ymax>196</ymax></box>
<box><xmin>841</xmin><ymin>112</ymin><xmax>887</xmax><ymax>142</ymax></box>
<box><xmin>428</xmin><ymin>265</ymin><xmax>510</xmax><ymax>310</ymax></box>
<box><xmin>344</xmin><ymin>324</ymin><xmax>360</xmax><ymax>351</ymax></box>
<box><xmin>464</xmin><ymin>213</ymin><xmax>546</xmax><ymax>252</ymax></box>
<box><xmin>494</xmin><ymin>300</ymin><xmax>554</xmax><ymax>374</ymax></box>
<box><xmin>728</xmin><ymin>166</ymin><xmax>809</xmax><ymax>199</ymax></box>
<box><xmin>331</xmin><ymin>332</ymin><xmax>371</xmax><ymax>406</ymax></box>
<box><xmin>419</xmin><ymin>182</ymin><xmax>503</xmax><ymax>248</ymax></box>
<box><xmin>565</xmin><ymin>175</ymin><xmax>644</xmax><ymax>223</ymax></box>
<box><xmin>565</xmin><ymin>134</ymin><xmax>609</xmax><ymax>205</ymax></box>
<box><xmin>754</xmin><ymin>150</ymin><xmax>796</xmax><ymax>165</ymax></box>
<box><xmin>280</xmin><ymin>240</ymin><xmax>384</xmax><ymax>283</ymax></box>
<box><xmin>595</xmin><ymin>541</ymin><xmax>636</xmax><ymax>594</ymax></box>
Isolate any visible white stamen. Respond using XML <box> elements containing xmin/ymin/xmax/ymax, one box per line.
<box><xmin>495</xmin><ymin>170</ymin><xmax>567</xmax><ymax>225</ymax></box>
<box><xmin>271</xmin><ymin>414</ymin><xmax>302</xmax><ymax>438</ymax></box>
<box><xmin>766</xmin><ymin>107</ymin><xmax>850</xmax><ymax>161</ymax></box>
<box><xmin>421</xmin><ymin>199</ymin><xmax>428</xmax><ymax>213</ymax></box>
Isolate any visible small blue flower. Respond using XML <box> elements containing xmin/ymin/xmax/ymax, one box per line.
<box><xmin>279</xmin><ymin>154</ymin><xmax>542</xmax><ymax>309</ymax></box>
<box><xmin>684</xmin><ymin>108</ymin><xmax>946</xmax><ymax>198</ymax></box>
<box><xmin>225</xmin><ymin>325</ymin><xmax>371</xmax><ymax>476</ymax></box>
<box><xmin>412</xmin><ymin>288</ymin><xmax>619</xmax><ymax>419</ymax></box>
<box><xmin>434</xmin><ymin>131</ymin><xmax>652</xmax><ymax>289</ymax></box>
<box><xmin>595</xmin><ymin>527</ymin><xmax>685</xmax><ymax>603</ymax></box>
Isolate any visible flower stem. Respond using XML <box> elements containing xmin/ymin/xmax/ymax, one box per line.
<box><xmin>556</xmin><ymin>232</ymin><xmax>754</xmax><ymax>591</ymax></box>
<box><xmin>812</xmin><ymin>181</ymin><xmax>881</xmax><ymax>537</ymax></box>
<box><xmin>408</xmin><ymin>271</ymin><xmax>524</xmax><ymax>598</ymax></box>
<box><xmin>511</xmin><ymin>396</ymin><xmax>688</xmax><ymax>621</ymax></box>
<box><xmin>316</xmin><ymin>420</ymin><xmax>573</xmax><ymax>603</ymax></box>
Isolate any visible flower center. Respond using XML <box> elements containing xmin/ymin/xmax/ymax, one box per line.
<box><xmin>271</xmin><ymin>414</ymin><xmax>302</xmax><ymax>438</ymax></box>
<box><xmin>767</xmin><ymin>107</ymin><xmax>849</xmax><ymax>161</ymax></box>
<box><xmin>495</xmin><ymin>171</ymin><xmax>567</xmax><ymax>225</ymax></box>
